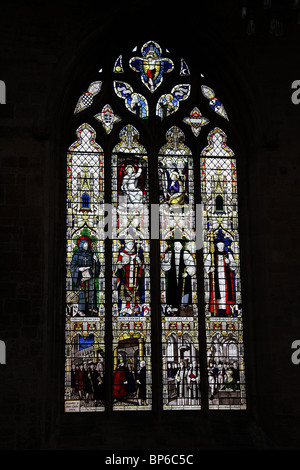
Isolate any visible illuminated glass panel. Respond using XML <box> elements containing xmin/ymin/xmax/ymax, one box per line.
<box><xmin>114</xmin><ymin>81</ymin><xmax>149</xmax><ymax>120</ymax></box>
<box><xmin>180</xmin><ymin>58</ymin><xmax>190</xmax><ymax>76</ymax></box>
<box><xmin>94</xmin><ymin>104</ymin><xmax>121</xmax><ymax>134</ymax></box>
<box><xmin>129</xmin><ymin>40</ymin><xmax>174</xmax><ymax>92</ymax></box>
<box><xmin>74</xmin><ymin>81</ymin><xmax>102</xmax><ymax>114</ymax></box>
<box><xmin>64</xmin><ymin>123</ymin><xmax>105</xmax><ymax>412</ymax></box>
<box><xmin>156</xmin><ymin>84</ymin><xmax>191</xmax><ymax>120</ymax></box>
<box><xmin>64</xmin><ymin>38</ymin><xmax>248</xmax><ymax>414</ymax></box>
<box><xmin>201</xmin><ymin>85</ymin><xmax>228</xmax><ymax>120</ymax></box>
<box><xmin>201</xmin><ymin>127</ymin><xmax>246</xmax><ymax>410</ymax></box>
<box><xmin>113</xmin><ymin>55</ymin><xmax>124</xmax><ymax>73</ymax></box>
<box><xmin>159</xmin><ymin>126</ymin><xmax>200</xmax><ymax>410</ymax></box>
<box><xmin>183</xmin><ymin>107</ymin><xmax>209</xmax><ymax>137</ymax></box>
<box><xmin>111</xmin><ymin>124</ymin><xmax>152</xmax><ymax>410</ymax></box>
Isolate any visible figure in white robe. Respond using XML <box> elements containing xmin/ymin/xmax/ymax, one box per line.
<box><xmin>121</xmin><ymin>164</ymin><xmax>144</xmax><ymax>205</ymax></box>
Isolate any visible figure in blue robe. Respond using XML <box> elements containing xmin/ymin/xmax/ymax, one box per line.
<box><xmin>70</xmin><ymin>238</ymin><xmax>100</xmax><ymax>315</ymax></box>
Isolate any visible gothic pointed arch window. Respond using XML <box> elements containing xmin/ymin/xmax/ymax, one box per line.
<box><xmin>64</xmin><ymin>40</ymin><xmax>247</xmax><ymax>413</ymax></box>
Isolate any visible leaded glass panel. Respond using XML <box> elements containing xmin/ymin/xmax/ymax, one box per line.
<box><xmin>64</xmin><ymin>39</ymin><xmax>247</xmax><ymax>414</ymax></box>
<box><xmin>159</xmin><ymin>126</ymin><xmax>201</xmax><ymax>410</ymax></box>
<box><xmin>64</xmin><ymin>124</ymin><xmax>105</xmax><ymax>412</ymax></box>
<box><xmin>201</xmin><ymin>128</ymin><xmax>246</xmax><ymax>410</ymax></box>
<box><xmin>111</xmin><ymin>125</ymin><xmax>152</xmax><ymax>410</ymax></box>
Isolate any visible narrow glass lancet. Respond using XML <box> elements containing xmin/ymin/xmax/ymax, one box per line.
<box><xmin>201</xmin><ymin>127</ymin><xmax>246</xmax><ymax>410</ymax></box>
<box><xmin>159</xmin><ymin>126</ymin><xmax>201</xmax><ymax>410</ymax></box>
<box><xmin>64</xmin><ymin>123</ymin><xmax>106</xmax><ymax>412</ymax></box>
<box><xmin>111</xmin><ymin>124</ymin><xmax>152</xmax><ymax>410</ymax></box>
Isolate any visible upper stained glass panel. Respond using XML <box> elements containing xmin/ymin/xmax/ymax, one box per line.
<box><xmin>129</xmin><ymin>40</ymin><xmax>174</xmax><ymax>92</ymax></box>
<box><xmin>183</xmin><ymin>107</ymin><xmax>210</xmax><ymax>136</ymax></box>
<box><xmin>94</xmin><ymin>104</ymin><xmax>121</xmax><ymax>134</ymax></box>
<box><xmin>114</xmin><ymin>81</ymin><xmax>149</xmax><ymax>120</ymax></box>
<box><xmin>159</xmin><ymin>126</ymin><xmax>200</xmax><ymax>410</ymax></box>
<box><xmin>74</xmin><ymin>81</ymin><xmax>102</xmax><ymax>114</ymax></box>
<box><xmin>156</xmin><ymin>84</ymin><xmax>191</xmax><ymax>120</ymax></box>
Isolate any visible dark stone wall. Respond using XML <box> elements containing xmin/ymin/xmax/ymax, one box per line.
<box><xmin>0</xmin><ymin>0</ymin><xmax>300</xmax><ymax>451</ymax></box>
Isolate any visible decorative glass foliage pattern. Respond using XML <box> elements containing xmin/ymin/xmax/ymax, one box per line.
<box><xmin>159</xmin><ymin>126</ymin><xmax>200</xmax><ymax>410</ymax></box>
<box><xmin>111</xmin><ymin>125</ymin><xmax>152</xmax><ymax>410</ymax></box>
<box><xmin>200</xmin><ymin>127</ymin><xmax>246</xmax><ymax>410</ymax></box>
<box><xmin>65</xmin><ymin>123</ymin><xmax>105</xmax><ymax>412</ymax></box>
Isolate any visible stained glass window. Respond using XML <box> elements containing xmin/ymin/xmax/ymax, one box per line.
<box><xmin>201</xmin><ymin>128</ymin><xmax>246</xmax><ymax>409</ymax></box>
<box><xmin>159</xmin><ymin>126</ymin><xmax>200</xmax><ymax>410</ymax></box>
<box><xmin>64</xmin><ymin>39</ymin><xmax>247</xmax><ymax>413</ymax></box>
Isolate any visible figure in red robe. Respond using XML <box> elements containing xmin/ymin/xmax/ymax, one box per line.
<box><xmin>75</xmin><ymin>363</ymin><xmax>85</xmax><ymax>399</ymax></box>
<box><xmin>113</xmin><ymin>362</ymin><xmax>128</xmax><ymax>400</ymax></box>
<box><xmin>116</xmin><ymin>240</ymin><xmax>144</xmax><ymax>316</ymax></box>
